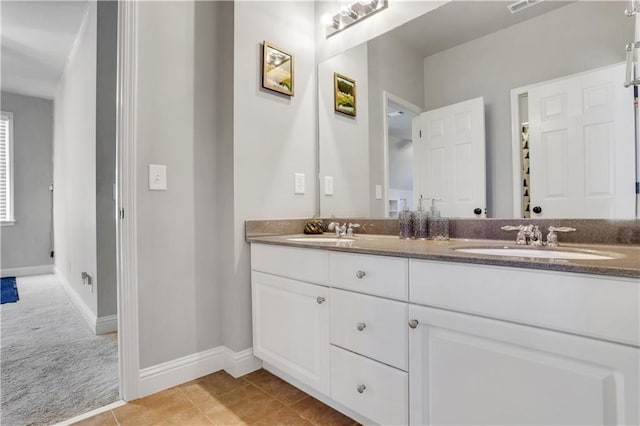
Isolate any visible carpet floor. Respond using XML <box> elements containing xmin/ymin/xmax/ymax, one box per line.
<box><xmin>1</xmin><ymin>275</ymin><xmax>118</xmax><ymax>425</ymax></box>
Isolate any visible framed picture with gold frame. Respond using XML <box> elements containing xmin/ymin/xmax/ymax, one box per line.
<box><xmin>262</xmin><ymin>41</ymin><xmax>294</xmax><ymax>96</ymax></box>
<box><xmin>334</xmin><ymin>72</ymin><xmax>356</xmax><ymax>116</ymax></box>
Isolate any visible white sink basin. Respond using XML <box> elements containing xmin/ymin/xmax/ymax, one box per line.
<box><xmin>287</xmin><ymin>237</ymin><xmax>354</xmax><ymax>243</ymax></box>
<box><xmin>454</xmin><ymin>247</ymin><xmax>615</xmax><ymax>260</ymax></box>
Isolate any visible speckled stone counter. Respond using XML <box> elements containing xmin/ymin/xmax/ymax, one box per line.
<box><xmin>246</xmin><ymin>231</ymin><xmax>640</xmax><ymax>279</ymax></box>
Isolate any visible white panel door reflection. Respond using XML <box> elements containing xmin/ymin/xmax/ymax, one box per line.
<box><xmin>413</xmin><ymin>97</ymin><xmax>486</xmax><ymax>218</ymax></box>
<box><xmin>528</xmin><ymin>63</ymin><xmax>635</xmax><ymax>219</ymax></box>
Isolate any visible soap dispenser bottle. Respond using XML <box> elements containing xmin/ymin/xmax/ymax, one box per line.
<box><xmin>398</xmin><ymin>198</ymin><xmax>414</xmax><ymax>239</ymax></box>
<box><xmin>427</xmin><ymin>198</ymin><xmax>449</xmax><ymax>240</ymax></box>
<box><xmin>413</xmin><ymin>195</ymin><xmax>429</xmax><ymax>240</ymax></box>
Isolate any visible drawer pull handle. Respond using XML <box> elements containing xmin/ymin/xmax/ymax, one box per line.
<box><xmin>316</xmin><ymin>296</ymin><xmax>326</xmax><ymax>304</ymax></box>
<box><xmin>356</xmin><ymin>270</ymin><xmax>366</xmax><ymax>279</ymax></box>
<box><xmin>356</xmin><ymin>322</ymin><xmax>366</xmax><ymax>331</ymax></box>
<box><xmin>408</xmin><ymin>319</ymin><xmax>419</xmax><ymax>329</ymax></box>
<box><xmin>357</xmin><ymin>384</ymin><xmax>366</xmax><ymax>394</ymax></box>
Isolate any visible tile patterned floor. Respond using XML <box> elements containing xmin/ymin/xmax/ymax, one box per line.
<box><xmin>73</xmin><ymin>369</ymin><xmax>358</xmax><ymax>426</ymax></box>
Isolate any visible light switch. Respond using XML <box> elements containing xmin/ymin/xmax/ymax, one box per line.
<box><xmin>149</xmin><ymin>164</ymin><xmax>167</xmax><ymax>190</ymax></box>
<box><xmin>375</xmin><ymin>184</ymin><xmax>382</xmax><ymax>200</ymax></box>
<box><xmin>294</xmin><ymin>173</ymin><xmax>305</xmax><ymax>194</ymax></box>
<box><xmin>324</xmin><ymin>176</ymin><xmax>334</xmax><ymax>196</ymax></box>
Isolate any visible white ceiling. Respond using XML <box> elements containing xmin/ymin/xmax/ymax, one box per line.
<box><xmin>1</xmin><ymin>1</ymin><xmax>88</xmax><ymax>99</ymax></box>
<box><xmin>388</xmin><ymin>101</ymin><xmax>415</xmax><ymax>141</ymax></box>
<box><xmin>390</xmin><ymin>0</ymin><xmax>574</xmax><ymax>58</ymax></box>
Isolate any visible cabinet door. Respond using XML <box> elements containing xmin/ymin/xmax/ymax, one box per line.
<box><xmin>252</xmin><ymin>271</ymin><xmax>330</xmax><ymax>394</ymax></box>
<box><xmin>409</xmin><ymin>305</ymin><xmax>639</xmax><ymax>426</ymax></box>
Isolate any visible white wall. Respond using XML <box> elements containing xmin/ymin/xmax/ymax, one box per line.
<box><xmin>318</xmin><ymin>43</ymin><xmax>370</xmax><ymax>217</ymax></box>
<box><xmin>0</xmin><ymin>92</ymin><xmax>53</xmax><ymax>270</ymax></box>
<box><xmin>315</xmin><ymin>0</ymin><xmax>449</xmax><ymax>63</ymax></box>
<box><xmin>230</xmin><ymin>1</ymin><xmax>317</xmax><ymax>351</ymax></box>
<box><xmin>388</xmin><ymin>136</ymin><xmax>413</xmax><ymax>191</ymax></box>
<box><xmin>53</xmin><ymin>2</ymin><xmax>98</xmax><ymax>316</ymax></box>
<box><xmin>134</xmin><ymin>1</ymin><xmax>230</xmax><ymax>368</ymax></box>
<box><xmin>423</xmin><ymin>1</ymin><xmax>631</xmax><ymax>217</ymax></box>
<box><xmin>194</xmin><ymin>0</ymin><xmax>231</xmax><ymax>353</ymax></box>
<box><xmin>367</xmin><ymin>33</ymin><xmax>424</xmax><ymax>217</ymax></box>
<box><xmin>96</xmin><ymin>0</ymin><xmax>117</xmax><ymax>318</ymax></box>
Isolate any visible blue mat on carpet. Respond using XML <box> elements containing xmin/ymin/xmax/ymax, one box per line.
<box><xmin>1</xmin><ymin>276</ymin><xmax>19</xmax><ymax>304</ymax></box>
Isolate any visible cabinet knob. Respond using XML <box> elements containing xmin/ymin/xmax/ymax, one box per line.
<box><xmin>356</xmin><ymin>322</ymin><xmax>366</xmax><ymax>331</ymax></box>
<box><xmin>474</xmin><ymin>208</ymin><xmax>482</xmax><ymax>215</ymax></box>
<box><xmin>532</xmin><ymin>206</ymin><xmax>542</xmax><ymax>214</ymax></box>
<box><xmin>408</xmin><ymin>319</ymin><xmax>419</xmax><ymax>329</ymax></box>
<box><xmin>316</xmin><ymin>296</ymin><xmax>326</xmax><ymax>304</ymax></box>
<box><xmin>356</xmin><ymin>270</ymin><xmax>366</xmax><ymax>279</ymax></box>
<box><xmin>357</xmin><ymin>384</ymin><xmax>366</xmax><ymax>394</ymax></box>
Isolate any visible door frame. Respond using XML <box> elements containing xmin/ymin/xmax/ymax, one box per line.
<box><xmin>382</xmin><ymin>91</ymin><xmax>423</xmax><ymax>217</ymax></box>
<box><xmin>509</xmin><ymin>62</ymin><xmax>626</xmax><ymax>218</ymax></box>
<box><xmin>115</xmin><ymin>0</ymin><xmax>140</xmax><ymax>401</ymax></box>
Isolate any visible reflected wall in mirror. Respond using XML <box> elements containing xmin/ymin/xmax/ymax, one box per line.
<box><xmin>318</xmin><ymin>0</ymin><xmax>637</xmax><ymax>219</ymax></box>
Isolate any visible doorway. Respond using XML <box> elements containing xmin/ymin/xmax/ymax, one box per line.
<box><xmin>0</xmin><ymin>1</ymin><xmax>120</xmax><ymax>423</ymax></box>
<box><xmin>383</xmin><ymin>92</ymin><xmax>422</xmax><ymax>218</ymax></box>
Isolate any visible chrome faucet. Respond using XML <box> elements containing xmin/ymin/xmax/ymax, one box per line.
<box><xmin>346</xmin><ymin>223</ymin><xmax>360</xmax><ymax>237</ymax></box>
<box><xmin>546</xmin><ymin>226</ymin><xmax>576</xmax><ymax>247</ymax></box>
<box><xmin>327</xmin><ymin>222</ymin><xmax>347</xmax><ymax>237</ymax></box>
<box><xmin>529</xmin><ymin>225</ymin><xmax>543</xmax><ymax>246</ymax></box>
<box><xmin>502</xmin><ymin>224</ymin><xmax>576</xmax><ymax>246</ymax></box>
<box><xmin>501</xmin><ymin>224</ymin><xmax>533</xmax><ymax>245</ymax></box>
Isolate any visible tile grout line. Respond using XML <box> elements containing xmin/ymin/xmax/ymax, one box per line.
<box><xmin>109</xmin><ymin>410</ymin><xmax>120</xmax><ymax>425</ymax></box>
<box><xmin>251</xmin><ymin>380</ymin><xmax>309</xmax><ymax>408</ymax></box>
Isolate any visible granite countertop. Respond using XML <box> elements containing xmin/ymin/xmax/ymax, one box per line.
<box><xmin>246</xmin><ymin>233</ymin><xmax>640</xmax><ymax>279</ymax></box>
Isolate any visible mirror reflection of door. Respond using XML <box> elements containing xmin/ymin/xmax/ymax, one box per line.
<box><xmin>514</xmin><ymin>63</ymin><xmax>635</xmax><ymax>219</ymax></box>
<box><xmin>385</xmin><ymin>96</ymin><xmax>421</xmax><ymax>218</ymax></box>
<box><xmin>412</xmin><ymin>97</ymin><xmax>487</xmax><ymax>218</ymax></box>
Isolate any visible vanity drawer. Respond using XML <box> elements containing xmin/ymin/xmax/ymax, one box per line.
<box><xmin>330</xmin><ymin>345</ymin><xmax>408</xmax><ymax>426</ymax></box>
<box><xmin>330</xmin><ymin>288</ymin><xmax>408</xmax><ymax>370</ymax></box>
<box><xmin>251</xmin><ymin>244</ymin><xmax>328</xmax><ymax>285</ymax></box>
<box><xmin>329</xmin><ymin>252</ymin><xmax>408</xmax><ymax>300</ymax></box>
<box><xmin>410</xmin><ymin>259</ymin><xmax>640</xmax><ymax>346</ymax></box>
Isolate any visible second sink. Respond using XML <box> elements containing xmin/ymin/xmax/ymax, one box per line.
<box><xmin>286</xmin><ymin>237</ymin><xmax>354</xmax><ymax>243</ymax></box>
<box><xmin>453</xmin><ymin>247</ymin><xmax>616</xmax><ymax>260</ymax></box>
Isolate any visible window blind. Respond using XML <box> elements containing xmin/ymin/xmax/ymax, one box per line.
<box><xmin>0</xmin><ymin>112</ymin><xmax>12</xmax><ymax>221</ymax></box>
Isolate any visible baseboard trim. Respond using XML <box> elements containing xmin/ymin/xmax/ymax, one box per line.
<box><xmin>55</xmin><ymin>400</ymin><xmax>126</xmax><ymax>426</ymax></box>
<box><xmin>139</xmin><ymin>346</ymin><xmax>224</xmax><ymax>398</ymax></box>
<box><xmin>1</xmin><ymin>264</ymin><xmax>54</xmax><ymax>278</ymax></box>
<box><xmin>96</xmin><ymin>314</ymin><xmax>118</xmax><ymax>334</ymax></box>
<box><xmin>224</xmin><ymin>347</ymin><xmax>262</xmax><ymax>378</ymax></box>
<box><xmin>138</xmin><ymin>346</ymin><xmax>262</xmax><ymax>398</ymax></box>
<box><xmin>55</xmin><ymin>267</ymin><xmax>98</xmax><ymax>335</ymax></box>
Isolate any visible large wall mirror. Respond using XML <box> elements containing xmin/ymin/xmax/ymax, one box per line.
<box><xmin>318</xmin><ymin>1</ymin><xmax>637</xmax><ymax>219</ymax></box>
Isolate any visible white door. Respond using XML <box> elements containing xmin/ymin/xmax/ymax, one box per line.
<box><xmin>409</xmin><ymin>305</ymin><xmax>640</xmax><ymax>426</ymax></box>
<box><xmin>413</xmin><ymin>97</ymin><xmax>486</xmax><ymax>218</ymax></box>
<box><xmin>528</xmin><ymin>63</ymin><xmax>635</xmax><ymax>218</ymax></box>
<box><xmin>252</xmin><ymin>271</ymin><xmax>330</xmax><ymax>394</ymax></box>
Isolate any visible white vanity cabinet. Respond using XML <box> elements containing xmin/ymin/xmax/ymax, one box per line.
<box><xmin>409</xmin><ymin>259</ymin><xmax>640</xmax><ymax>425</ymax></box>
<box><xmin>251</xmin><ymin>245</ymin><xmax>331</xmax><ymax>394</ymax></box>
<box><xmin>328</xmin><ymin>261</ymin><xmax>409</xmax><ymax>425</ymax></box>
<box><xmin>409</xmin><ymin>304</ymin><xmax>640</xmax><ymax>425</ymax></box>
<box><xmin>250</xmin><ymin>242</ymin><xmax>640</xmax><ymax>426</ymax></box>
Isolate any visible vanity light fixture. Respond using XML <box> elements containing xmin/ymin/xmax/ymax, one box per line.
<box><xmin>507</xmin><ymin>0</ymin><xmax>543</xmax><ymax>14</ymax></box>
<box><xmin>322</xmin><ymin>0</ymin><xmax>388</xmax><ymax>38</ymax></box>
<box><xmin>625</xmin><ymin>0</ymin><xmax>640</xmax><ymax>16</ymax></box>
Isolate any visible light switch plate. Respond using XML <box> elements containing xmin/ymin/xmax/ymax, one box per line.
<box><xmin>149</xmin><ymin>164</ymin><xmax>167</xmax><ymax>190</ymax></box>
<box><xmin>375</xmin><ymin>184</ymin><xmax>382</xmax><ymax>199</ymax></box>
<box><xmin>324</xmin><ymin>176</ymin><xmax>334</xmax><ymax>196</ymax></box>
<box><xmin>294</xmin><ymin>173</ymin><xmax>305</xmax><ymax>194</ymax></box>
